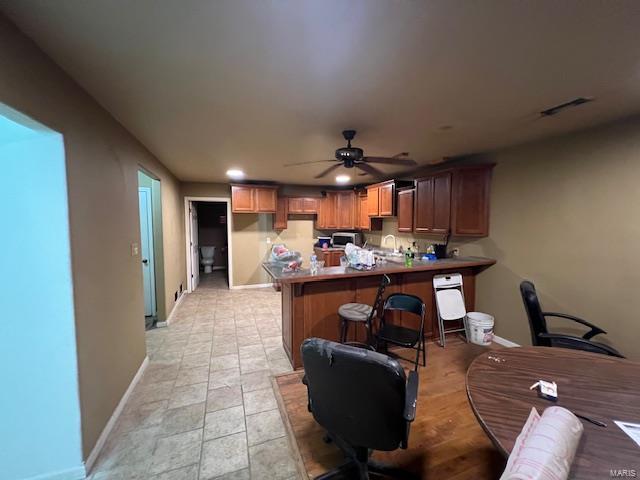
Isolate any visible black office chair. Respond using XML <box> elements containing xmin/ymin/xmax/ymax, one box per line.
<box><xmin>520</xmin><ymin>280</ymin><xmax>624</xmax><ymax>358</ymax></box>
<box><xmin>301</xmin><ymin>338</ymin><xmax>419</xmax><ymax>480</ymax></box>
<box><xmin>375</xmin><ymin>294</ymin><xmax>427</xmax><ymax>370</ymax></box>
<box><xmin>338</xmin><ymin>274</ymin><xmax>391</xmax><ymax>346</ymax></box>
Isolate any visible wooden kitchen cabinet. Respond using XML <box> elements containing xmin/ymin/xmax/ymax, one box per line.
<box><xmin>273</xmin><ymin>196</ymin><xmax>288</xmax><ymax>230</ymax></box>
<box><xmin>414</xmin><ymin>172</ymin><xmax>451</xmax><ymax>234</ymax></box>
<box><xmin>314</xmin><ymin>247</ymin><xmax>343</xmax><ymax>267</ymax></box>
<box><xmin>317</xmin><ymin>193</ymin><xmax>338</xmax><ymax>230</ymax></box>
<box><xmin>336</xmin><ymin>191</ymin><xmax>356</xmax><ymax>229</ymax></box>
<box><xmin>397</xmin><ymin>188</ymin><xmax>414</xmax><ymax>232</ymax></box>
<box><xmin>451</xmin><ymin>165</ymin><xmax>493</xmax><ymax>236</ymax></box>
<box><xmin>288</xmin><ymin>197</ymin><xmax>319</xmax><ymax>214</ymax></box>
<box><xmin>356</xmin><ymin>192</ymin><xmax>383</xmax><ymax>231</ymax></box>
<box><xmin>366</xmin><ymin>180</ymin><xmax>411</xmax><ymax>217</ymax></box>
<box><xmin>231</xmin><ymin>185</ymin><xmax>278</xmax><ymax>213</ymax></box>
<box><xmin>379</xmin><ymin>182</ymin><xmax>394</xmax><ymax>216</ymax></box>
<box><xmin>366</xmin><ymin>186</ymin><xmax>380</xmax><ymax>216</ymax></box>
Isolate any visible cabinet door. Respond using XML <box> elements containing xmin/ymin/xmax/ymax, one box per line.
<box><xmin>324</xmin><ymin>193</ymin><xmax>338</xmax><ymax>229</ymax></box>
<box><xmin>397</xmin><ymin>189</ymin><xmax>414</xmax><ymax>232</ymax></box>
<box><xmin>274</xmin><ymin>196</ymin><xmax>288</xmax><ymax>230</ymax></box>
<box><xmin>288</xmin><ymin>197</ymin><xmax>303</xmax><ymax>214</ymax></box>
<box><xmin>451</xmin><ymin>166</ymin><xmax>492</xmax><ymax>236</ymax></box>
<box><xmin>303</xmin><ymin>198</ymin><xmax>319</xmax><ymax>213</ymax></box>
<box><xmin>357</xmin><ymin>194</ymin><xmax>369</xmax><ymax>230</ymax></box>
<box><xmin>414</xmin><ymin>177</ymin><xmax>434</xmax><ymax>232</ymax></box>
<box><xmin>336</xmin><ymin>192</ymin><xmax>355</xmax><ymax>229</ymax></box>
<box><xmin>330</xmin><ymin>250</ymin><xmax>343</xmax><ymax>267</ymax></box>
<box><xmin>379</xmin><ymin>183</ymin><xmax>395</xmax><ymax>216</ymax></box>
<box><xmin>366</xmin><ymin>186</ymin><xmax>380</xmax><ymax>216</ymax></box>
<box><xmin>231</xmin><ymin>185</ymin><xmax>255</xmax><ymax>213</ymax></box>
<box><xmin>255</xmin><ymin>188</ymin><xmax>277</xmax><ymax>212</ymax></box>
<box><xmin>431</xmin><ymin>172</ymin><xmax>451</xmax><ymax>234</ymax></box>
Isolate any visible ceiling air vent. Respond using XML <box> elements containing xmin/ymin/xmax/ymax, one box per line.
<box><xmin>540</xmin><ymin>97</ymin><xmax>593</xmax><ymax>117</ymax></box>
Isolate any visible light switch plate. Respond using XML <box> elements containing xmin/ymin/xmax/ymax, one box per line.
<box><xmin>131</xmin><ymin>243</ymin><xmax>139</xmax><ymax>256</ymax></box>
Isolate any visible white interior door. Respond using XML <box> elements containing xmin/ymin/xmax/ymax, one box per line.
<box><xmin>190</xmin><ymin>201</ymin><xmax>200</xmax><ymax>290</ymax></box>
<box><xmin>139</xmin><ymin>187</ymin><xmax>156</xmax><ymax>316</ymax></box>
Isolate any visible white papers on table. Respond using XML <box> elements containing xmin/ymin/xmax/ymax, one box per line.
<box><xmin>614</xmin><ymin>421</ymin><xmax>640</xmax><ymax>448</ymax></box>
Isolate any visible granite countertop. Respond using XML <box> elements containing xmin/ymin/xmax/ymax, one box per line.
<box><xmin>262</xmin><ymin>256</ymin><xmax>496</xmax><ymax>284</ymax></box>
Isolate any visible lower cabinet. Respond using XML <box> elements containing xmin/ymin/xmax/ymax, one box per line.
<box><xmin>314</xmin><ymin>248</ymin><xmax>343</xmax><ymax>267</ymax></box>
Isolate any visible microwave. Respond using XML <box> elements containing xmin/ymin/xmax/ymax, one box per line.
<box><xmin>331</xmin><ymin>232</ymin><xmax>362</xmax><ymax>248</ymax></box>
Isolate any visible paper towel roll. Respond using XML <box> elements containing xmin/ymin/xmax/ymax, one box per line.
<box><xmin>500</xmin><ymin>406</ymin><xmax>584</xmax><ymax>480</ymax></box>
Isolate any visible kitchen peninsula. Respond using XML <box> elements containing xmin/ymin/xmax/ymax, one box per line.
<box><xmin>263</xmin><ymin>256</ymin><xmax>495</xmax><ymax>368</ymax></box>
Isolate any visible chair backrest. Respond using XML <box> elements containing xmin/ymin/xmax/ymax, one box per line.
<box><xmin>520</xmin><ymin>280</ymin><xmax>549</xmax><ymax>346</ymax></box>
<box><xmin>382</xmin><ymin>293</ymin><xmax>426</xmax><ymax>334</ymax></box>
<box><xmin>368</xmin><ymin>274</ymin><xmax>391</xmax><ymax>323</ymax></box>
<box><xmin>435</xmin><ymin>289</ymin><xmax>467</xmax><ymax>320</ymax></box>
<box><xmin>301</xmin><ymin>337</ymin><xmax>407</xmax><ymax>451</ymax></box>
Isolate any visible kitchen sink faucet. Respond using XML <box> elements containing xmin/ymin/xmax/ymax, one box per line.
<box><xmin>382</xmin><ymin>234</ymin><xmax>398</xmax><ymax>254</ymax></box>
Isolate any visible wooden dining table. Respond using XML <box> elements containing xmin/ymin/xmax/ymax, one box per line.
<box><xmin>466</xmin><ymin>347</ymin><xmax>640</xmax><ymax>479</ymax></box>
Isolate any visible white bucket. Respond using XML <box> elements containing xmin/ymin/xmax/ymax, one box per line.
<box><xmin>467</xmin><ymin>312</ymin><xmax>494</xmax><ymax>346</ymax></box>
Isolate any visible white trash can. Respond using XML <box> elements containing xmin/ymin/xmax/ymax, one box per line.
<box><xmin>467</xmin><ymin>312</ymin><xmax>494</xmax><ymax>346</ymax></box>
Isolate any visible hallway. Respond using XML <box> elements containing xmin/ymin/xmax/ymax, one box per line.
<box><xmin>90</xmin><ymin>272</ymin><xmax>299</xmax><ymax>479</ymax></box>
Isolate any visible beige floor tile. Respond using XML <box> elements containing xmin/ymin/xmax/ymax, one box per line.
<box><xmin>149</xmin><ymin>429</ymin><xmax>203</xmax><ymax>475</ymax></box>
<box><xmin>246</xmin><ymin>409</ymin><xmax>286</xmax><ymax>446</ymax></box>
<box><xmin>116</xmin><ymin>399</ymin><xmax>167</xmax><ymax>434</ymax></box>
<box><xmin>206</xmin><ymin>385</ymin><xmax>243</xmax><ymax>412</ymax></box>
<box><xmin>204</xmin><ymin>405</ymin><xmax>246</xmax><ymax>440</ymax></box>
<box><xmin>160</xmin><ymin>402</ymin><xmax>205</xmax><ymax>436</ymax></box>
<box><xmin>210</xmin><ymin>353</ymin><xmax>240</xmax><ymax>371</ymax></box>
<box><xmin>249</xmin><ymin>437</ymin><xmax>298</xmax><ymax>479</ymax></box>
<box><xmin>240</xmin><ymin>370</ymin><xmax>271</xmax><ymax>393</ymax></box>
<box><xmin>209</xmin><ymin>367</ymin><xmax>242</xmax><ymax>389</ymax></box>
<box><xmin>168</xmin><ymin>383</ymin><xmax>208</xmax><ymax>409</ymax></box>
<box><xmin>239</xmin><ymin>355</ymin><xmax>270</xmax><ymax>374</ymax></box>
<box><xmin>199</xmin><ymin>432</ymin><xmax>249</xmax><ymax>479</ymax></box>
<box><xmin>243</xmin><ymin>387</ymin><xmax>277</xmax><ymax>415</ymax></box>
<box><xmin>180</xmin><ymin>352</ymin><xmax>211</xmax><ymax>369</ymax></box>
<box><xmin>147</xmin><ymin>464</ymin><xmax>199</xmax><ymax>480</ymax></box>
<box><xmin>174</xmin><ymin>365</ymin><xmax>209</xmax><ymax>387</ymax></box>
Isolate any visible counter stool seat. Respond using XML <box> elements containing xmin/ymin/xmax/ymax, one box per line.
<box><xmin>338</xmin><ymin>303</ymin><xmax>373</xmax><ymax>322</ymax></box>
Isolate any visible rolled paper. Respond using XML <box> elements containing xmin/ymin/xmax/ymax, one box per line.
<box><xmin>500</xmin><ymin>406</ymin><xmax>584</xmax><ymax>480</ymax></box>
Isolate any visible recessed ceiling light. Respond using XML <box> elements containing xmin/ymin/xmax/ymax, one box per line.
<box><xmin>226</xmin><ymin>169</ymin><xmax>245</xmax><ymax>179</ymax></box>
<box><xmin>336</xmin><ymin>175</ymin><xmax>350</xmax><ymax>184</ymax></box>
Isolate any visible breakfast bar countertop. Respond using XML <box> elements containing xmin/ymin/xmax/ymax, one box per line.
<box><xmin>262</xmin><ymin>256</ymin><xmax>496</xmax><ymax>284</ymax></box>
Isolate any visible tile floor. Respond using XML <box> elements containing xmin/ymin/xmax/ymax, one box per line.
<box><xmin>89</xmin><ymin>272</ymin><xmax>300</xmax><ymax>480</ymax></box>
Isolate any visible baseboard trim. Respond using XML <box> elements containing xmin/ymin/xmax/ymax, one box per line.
<box><xmin>493</xmin><ymin>335</ymin><xmax>520</xmax><ymax>348</ymax></box>
<box><xmin>160</xmin><ymin>290</ymin><xmax>187</xmax><ymax>327</ymax></box>
<box><xmin>23</xmin><ymin>465</ymin><xmax>86</xmax><ymax>480</ymax></box>
<box><xmin>84</xmin><ymin>356</ymin><xmax>149</xmax><ymax>474</ymax></box>
<box><xmin>230</xmin><ymin>283</ymin><xmax>273</xmax><ymax>290</ymax></box>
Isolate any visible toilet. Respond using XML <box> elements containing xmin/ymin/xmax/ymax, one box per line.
<box><xmin>200</xmin><ymin>246</ymin><xmax>216</xmax><ymax>273</ymax></box>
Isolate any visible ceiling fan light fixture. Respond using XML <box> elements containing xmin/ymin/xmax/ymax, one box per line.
<box><xmin>336</xmin><ymin>174</ymin><xmax>350</xmax><ymax>184</ymax></box>
<box><xmin>226</xmin><ymin>169</ymin><xmax>245</xmax><ymax>179</ymax></box>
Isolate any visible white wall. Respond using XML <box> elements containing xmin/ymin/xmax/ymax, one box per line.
<box><xmin>0</xmin><ymin>110</ymin><xmax>84</xmax><ymax>479</ymax></box>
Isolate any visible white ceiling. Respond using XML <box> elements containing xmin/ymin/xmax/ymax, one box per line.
<box><xmin>3</xmin><ymin>1</ymin><xmax>640</xmax><ymax>184</ymax></box>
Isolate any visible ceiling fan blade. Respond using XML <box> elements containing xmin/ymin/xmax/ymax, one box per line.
<box><xmin>355</xmin><ymin>163</ymin><xmax>384</xmax><ymax>177</ymax></box>
<box><xmin>283</xmin><ymin>159</ymin><xmax>335</xmax><ymax>167</ymax></box>
<box><xmin>363</xmin><ymin>156</ymin><xmax>417</xmax><ymax>166</ymax></box>
<box><xmin>314</xmin><ymin>163</ymin><xmax>343</xmax><ymax>179</ymax></box>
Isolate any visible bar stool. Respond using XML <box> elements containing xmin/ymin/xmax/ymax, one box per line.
<box><xmin>433</xmin><ymin>273</ymin><xmax>468</xmax><ymax>347</ymax></box>
<box><xmin>338</xmin><ymin>275</ymin><xmax>390</xmax><ymax>345</ymax></box>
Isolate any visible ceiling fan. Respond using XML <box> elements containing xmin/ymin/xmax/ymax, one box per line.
<box><xmin>284</xmin><ymin>130</ymin><xmax>417</xmax><ymax>179</ymax></box>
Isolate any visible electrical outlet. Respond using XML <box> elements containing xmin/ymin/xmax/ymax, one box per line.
<box><xmin>452</xmin><ymin>248</ymin><xmax>460</xmax><ymax>257</ymax></box>
<box><xmin>266</xmin><ymin>237</ymin><xmax>272</xmax><ymax>244</ymax></box>
<box><xmin>131</xmin><ymin>243</ymin><xmax>139</xmax><ymax>256</ymax></box>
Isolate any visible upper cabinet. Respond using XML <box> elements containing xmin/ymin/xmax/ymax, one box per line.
<box><xmin>316</xmin><ymin>191</ymin><xmax>361</xmax><ymax>230</ymax></box>
<box><xmin>397</xmin><ymin>188</ymin><xmax>414</xmax><ymax>232</ymax></box>
<box><xmin>288</xmin><ymin>197</ymin><xmax>319</xmax><ymax>214</ymax></box>
<box><xmin>273</xmin><ymin>196</ymin><xmax>288</xmax><ymax>230</ymax></box>
<box><xmin>451</xmin><ymin>165</ymin><xmax>493</xmax><ymax>236</ymax></box>
<box><xmin>414</xmin><ymin>172</ymin><xmax>451</xmax><ymax>234</ymax></box>
<box><xmin>412</xmin><ymin>165</ymin><xmax>493</xmax><ymax>237</ymax></box>
<box><xmin>366</xmin><ymin>180</ymin><xmax>411</xmax><ymax>217</ymax></box>
<box><xmin>231</xmin><ymin>185</ymin><xmax>278</xmax><ymax>213</ymax></box>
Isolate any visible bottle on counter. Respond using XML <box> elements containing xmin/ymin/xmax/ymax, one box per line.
<box><xmin>405</xmin><ymin>247</ymin><xmax>414</xmax><ymax>267</ymax></box>
<box><xmin>310</xmin><ymin>254</ymin><xmax>318</xmax><ymax>275</ymax></box>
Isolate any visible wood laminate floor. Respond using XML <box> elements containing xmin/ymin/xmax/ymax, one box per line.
<box><xmin>275</xmin><ymin>337</ymin><xmax>506</xmax><ymax>479</ymax></box>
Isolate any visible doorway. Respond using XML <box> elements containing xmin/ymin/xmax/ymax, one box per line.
<box><xmin>185</xmin><ymin>197</ymin><xmax>232</xmax><ymax>291</ymax></box>
<box><xmin>138</xmin><ymin>170</ymin><xmax>165</xmax><ymax>329</ymax></box>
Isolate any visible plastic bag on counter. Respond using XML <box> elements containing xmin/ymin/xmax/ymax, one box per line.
<box><xmin>344</xmin><ymin>243</ymin><xmax>375</xmax><ymax>270</ymax></box>
<box><xmin>270</xmin><ymin>244</ymin><xmax>302</xmax><ymax>271</ymax></box>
